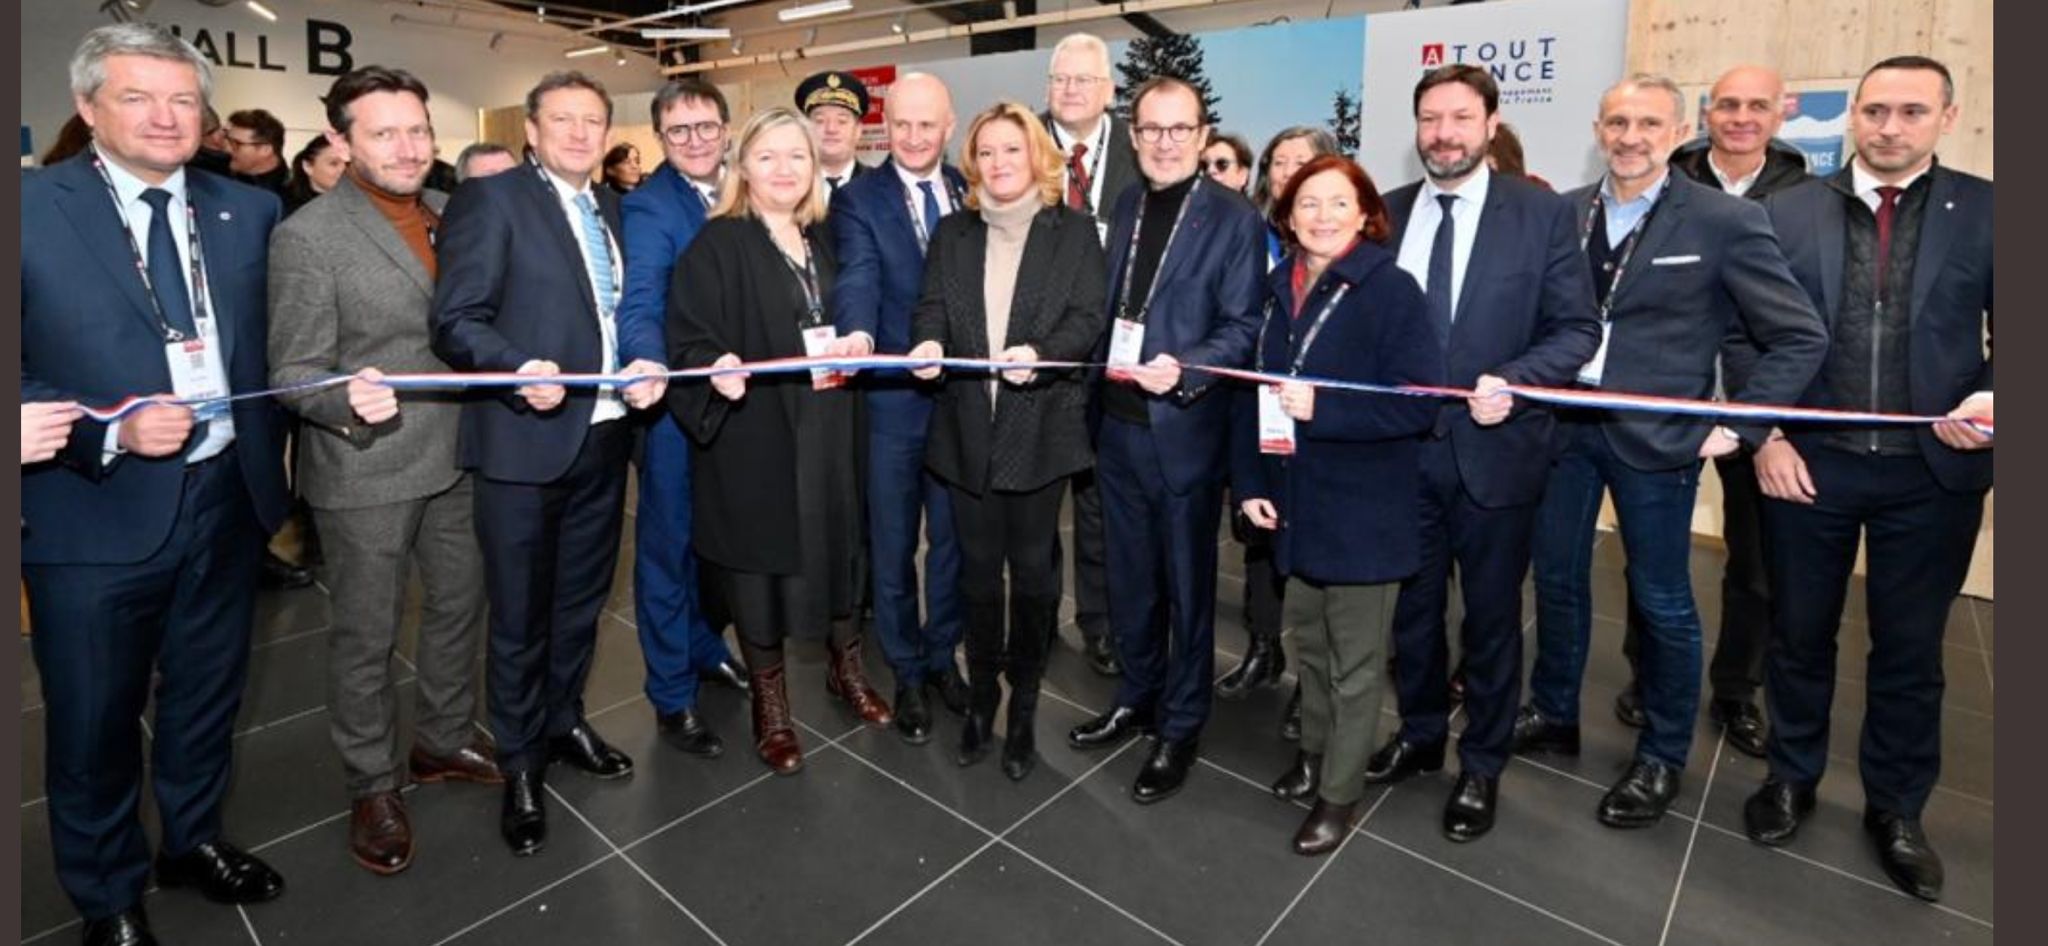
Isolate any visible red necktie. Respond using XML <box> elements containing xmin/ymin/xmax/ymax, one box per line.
<box><xmin>1874</xmin><ymin>185</ymin><xmax>1902</xmax><ymax>300</ymax></box>
<box><xmin>1066</xmin><ymin>142</ymin><xmax>1091</xmax><ymax>211</ymax></box>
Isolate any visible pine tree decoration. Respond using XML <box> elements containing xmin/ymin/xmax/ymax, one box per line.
<box><xmin>1327</xmin><ymin>87</ymin><xmax>1362</xmax><ymax>157</ymax></box>
<box><xmin>1114</xmin><ymin>33</ymin><xmax>1223</xmax><ymax>124</ymax></box>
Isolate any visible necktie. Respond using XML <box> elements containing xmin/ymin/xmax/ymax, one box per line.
<box><xmin>827</xmin><ymin>175</ymin><xmax>843</xmax><ymax>195</ymax></box>
<box><xmin>139</xmin><ymin>188</ymin><xmax>197</xmax><ymax>336</ymax></box>
<box><xmin>917</xmin><ymin>180</ymin><xmax>941</xmax><ymax>246</ymax></box>
<box><xmin>573</xmin><ymin>192</ymin><xmax>619</xmax><ymax>370</ymax></box>
<box><xmin>1066</xmin><ymin>142</ymin><xmax>1091</xmax><ymax>211</ymax></box>
<box><xmin>1426</xmin><ymin>193</ymin><xmax>1458</xmax><ymax>332</ymax></box>
<box><xmin>1873</xmin><ymin>185</ymin><xmax>1902</xmax><ymax>300</ymax></box>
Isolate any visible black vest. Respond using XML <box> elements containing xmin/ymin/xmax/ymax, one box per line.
<box><xmin>1820</xmin><ymin>176</ymin><xmax>1929</xmax><ymax>456</ymax></box>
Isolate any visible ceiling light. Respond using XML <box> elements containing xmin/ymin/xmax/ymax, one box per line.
<box><xmin>246</xmin><ymin>1</ymin><xmax>278</xmax><ymax>22</ymax></box>
<box><xmin>565</xmin><ymin>44</ymin><xmax>609</xmax><ymax>58</ymax></box>
<box><xmin>732</xmin><ymin>36</ymin><xmax>746</xmax><ymax>55</ymax></box>
<box><xmin>890</xmin><ymin>14</ymin><xmax>906</xmax><ymax>33</ymax></box>
<box><xmin>778</xmin><ymin>0</ymin><xmax>853</xmax><ymax>24</ymax></box>
<box><xmin>537</xmin><ymin>5</ymin><xmax>547</xmax><ymax>22</ymax></box>
<box><xmin>643</xmin><ymin>27</ymin><xmax>732</xmax><ymax>40</ymax></box>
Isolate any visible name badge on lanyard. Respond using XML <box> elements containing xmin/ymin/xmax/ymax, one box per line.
<box><xmin>1109</xmin><ymin>177</ymin><xmax>1201</xmax><ymax>383</ymax></box>
<box><xmin>801</xmin><ymin>324</ymin><xmax>846</xmax><ymax>390</ymax></box>
<box><xmin>1255</xmin><ymin>283</ymin><xmax>1351</xmax><ymax>455</ymax></box>
<box><xmin>778</xmin><ymin>227</ymin><xmax>844</xmax><ymax>390</ymax></box>
<box><xmin>1575</xmin><ymin>184</ymin><xmax>1660</xmax><ymax>389</ymax></box>
<box><xmin>1106</xmin><ymin>317</ymin><xmax>1145</xmax><ymax>380</ymax></box>
<box><xmin>1576</xmin><ymin>322</ymin><xmax>1614</xmax><ymax>387</ymax></box>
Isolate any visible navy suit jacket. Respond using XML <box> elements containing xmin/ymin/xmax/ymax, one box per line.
<box><xmin>1099</xmin><ymin>176</ymin><xmax>1266</xmax><ymax>494</ymax></box>
<box><xmin>617</xmin><ymin>162</ymin><xmax>710</xmax><ymax>366</ymax></box>
<box><xmin>1385</xmin><ymin>172</ymin><xmax>1603</xmax><ymax>508</ymax></box>
<box><xmin>828</xmin><ymin>158</ymin><xmax>968</xmax><ymax>357</ymax></box>
<box><xmin>21</xmin><ymin>154</ymin><xmax>289</xmax><ymax>564</ymax></box>
<box><xmin>1760</xmin><ymin>165</ymin><xmax>1993</xmax><ymax>493</ymax></box>
<box><xmin>430</xmin><ymin>162</ymin><xmax>647</xmax><ymax>485</ymax></box>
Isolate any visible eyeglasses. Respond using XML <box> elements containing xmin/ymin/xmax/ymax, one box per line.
<box><xmin>1047</xmin><ymin>74</ymin><xmax>1107</xmax><ymax>90</ymax></box>
<box><xmin>661</xmin><ymin>121</ymin><xmax>726</xmax><ymax>144</ymax></box>
<box><xmin>1134</xmin><ymin>124</ymin><xmax>1201</xmax><ymax>144</ymax></box>
<box><xmin>1204</xmin><ymin>157</ymin><xmax>1237</xmax><ymax>172</ymax></box>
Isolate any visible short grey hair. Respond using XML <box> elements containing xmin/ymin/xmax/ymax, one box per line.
<box><xmin>454</xmin><ymin>142</ymin><xmax>514</xmax><ymax>182</ymax></box>
<box><xmin>1603</xmin><ymin>73</ymin><xmax>1687</xmax><ymax>123</ymax></box>
<box><xmin>1049</xmin><ymin>32</ymin><xmax>1113</xmax><ymax>80</ymax></box>
<box><xmin>70</xmin><ymin>23</ymin><xmax>213</xmax><ymax>102</ymax></box>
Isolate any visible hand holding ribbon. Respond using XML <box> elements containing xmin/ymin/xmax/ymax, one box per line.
<box><xmin>1467</xmin><ymin>374</ymin><xmax>1512</xmax><ymax>427</ymax></box>
<box><xmin>906</xmin><ymin>341</ymin><xmax>945</xmax><ymax>381</ymax></box>
<box><xmin>1126</xmin><ymin>353</ymin><xmax>1182</xmax><ymax>395</ymax></box>
<box><xmin>1933</xmin><ymin>393</ymin><xmax>1994</xmax><ymax>451</ymax></box>
<box><xmin>709</xmin><ymin>353</ymin><xmax>749</xmax><ymax>401</ymax></box>
<box><xmin>118</xmin><ymin>398</ymin><xmax>195</xmax><ymax>457</ymax></box>
<box><xmin>997</xmin><ymin>345</ymin><xmax>1040</xmax><ymax>387</ymax></box>
<box><xmin>1277</xmin><ymin>380</ymin><xmax>1315</xmax><ymax>422</ymax></box>
<box><xmin>619</xmin><ymin>359</ymin><xmax>669</xmax><ymax>410</ymax></box>
<box><xmin>348</xmin><ymin>368</ymin><xmax>400</xmax><ymax>425</ymax></box>
<box><xmin>514</xmin><ymin>360</ymin><xmax>565</xmax><ymax>412</ymax></box>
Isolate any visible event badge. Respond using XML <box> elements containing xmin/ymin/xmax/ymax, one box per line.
<box><xmin>1258</xmin><ymin>385</ymin><xmax>1297</xmax><ymax>455</ymax></box>
<box><xmin>1107</xmin><ymin>317</ymin><xmax>1145</xmax><ymax>381</ymax></box>
<box><xmin>801</xmin><ymin>324</ymin><xmax>847</xmax><ymax>390</ymax></box>
<box><xmin>1576</xmin><ymin>322</ymin><xmax>1613</xmax><ymax>387</ymax></box>
<box><xmin>165</xmin><ymin>336</ymin><xmax>226</xmax><ymax>406</ymax></box>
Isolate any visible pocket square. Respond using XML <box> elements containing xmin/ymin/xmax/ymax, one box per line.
<box><xmin>1651</xmin><ymin>254</ymin><xmax>1701</xmax><ymax>265</ymax></box>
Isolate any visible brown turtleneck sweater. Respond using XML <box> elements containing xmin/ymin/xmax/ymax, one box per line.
<box><xmin>354</xmin><ymin>170</ymin><xmax>439</xmax><ymax>280</ymax></box>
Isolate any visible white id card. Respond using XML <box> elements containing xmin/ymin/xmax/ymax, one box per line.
<box><xmin>800</xmin><ymin>324</ymin><xmax>847</xmax><ymax>390</ymax></box>
<box><xmin>165</xmin><ymin>337</ymin><xmax>226</xmax><ymax>402</ymax></box>
<box><xmin>1258</xmin><ymin>385</ymin><xmax>1296</xmax><ymax>455</ymax></box>
<box><xmin>1575</xmin><ymin>322</ymin><xmax>1613</xmax><ymax>387</ymax></box>
<box><xmin>1107</xmin><ymin>317</ymin><xmax>1145</xmax><ymax>381</ymax></box>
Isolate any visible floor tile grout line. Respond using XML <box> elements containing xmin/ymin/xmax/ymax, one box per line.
<box><xmin>611</xmin><ymin>720</ymin><xmax>865</xmax><ymax>857</ymax></box>
<box><xmin>839</xmin><ymin>835</ymin><xmax>1006</xmax><ymax>946</ymax></box>
<box><xmin>250</xmin><ymin>808</ymin><xmax>354</xmax><ymax>855</ymax></box>
<box><xmin>422</xmin><ymin>852</ymin><xmax>624</xmax><ymax>946</ymax></box>
<box><xmin>1251</xmin><ymin>785</ymin><xmax>1395</xmax><ymax>946</ymax></box>
<box><xmin>992</xmin><ymin>838</ymin><xmax>1193</xmax><ymax>946</ymax></box>
<box><xmin>544</xmin><ymin>783</ymin><xmax>731</xmax><ymax>946</ymax></box>
<box><xmin>1359</xmin><ymin>827</ymin><xmax>1634</xmax><ymax>946</ymax></box>
<box><xmin>20</xmin><ymin>918</ymin><xmax>81</xmax><ymax>944</ymax></box>
<box><xmin>1656</xmin><ymin>735</ymin><xmax>1726</xmax><ymax>946</ymax></box>
<box><xmin>237</xmin><ymin>904</ymin><xmax>264</xmax><ymax>946</ymax></box>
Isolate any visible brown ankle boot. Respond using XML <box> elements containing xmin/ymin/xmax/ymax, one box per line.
<box><xmin>749</xmin><ymin>664</ymin><xmax>804</xmax><ymax>775</ymax></box>
<box><xmin>825</xmin><ymin>635</ymin><xmax>895</xmax><ymax>727</ymax></box>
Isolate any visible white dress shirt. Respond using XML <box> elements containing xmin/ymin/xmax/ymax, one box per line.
<box><xmin>1708</xmin><ymin>151</ymin><xmax>1762</xmax><ymax>198</ymax></box>
<box><xmin>1395</xmin><ymin>163</ymin><xmax>1491</xmax><ymax>322</ymax></box>
<box><xmin>540</xmin><ymin>167</ymin><xmax>626</xmax><ymax>424</ymax></box>
<box><xmin>894</xmin><ymin>160</ymin><xmax>955</xmax><ymax>243</ymax></box>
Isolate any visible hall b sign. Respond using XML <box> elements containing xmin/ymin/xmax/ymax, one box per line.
<box><xmin>164</xmin><ymin>18</ymin><xmax>356</xmax><ymax>77</ymax></box>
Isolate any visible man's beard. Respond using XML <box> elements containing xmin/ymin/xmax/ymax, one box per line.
<box><xmin>1420</xmin><ymin>143</ymin><xmax>1483</xmax><ymax>181</ymax></box>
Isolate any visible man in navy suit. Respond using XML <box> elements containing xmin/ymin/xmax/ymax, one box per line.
<box><xmin>430</xmin><ymin>71</ymin><xmax>670</xmax><ymax>858</ymax></box>
<box><xmin>1740</xmin><ymin>56</ymin><xmax>1992</xmax><ymax>904</ymax></box>
<box><xmin>1367</xmin><ymin>65</ymin><xmax>1603</xmax><ymax>842</ymax></box>
<box><xmin>1065</xmin><ymin>76</ymin><xmax>1264</xmax><ymax>805</ymax></box>
<box><xmin>828</xmin><ymin>72</ymin><xmax>971</xmax><ymax>745</ymax></box>
<box><xmin>22</xmin><ymin>24</ymin><xmax>291</xmax><ymax>945</ymax></box>
<box><xmin>619</xmin><ymin>76</ymin><xmax>748</xmax><ymax>762</ymax></box>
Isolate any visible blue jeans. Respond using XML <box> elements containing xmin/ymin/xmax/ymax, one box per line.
<box><xmin>1530</xmin><ymin>422</ymin><xmax>1704</xmax><ymax>770</ymax></box>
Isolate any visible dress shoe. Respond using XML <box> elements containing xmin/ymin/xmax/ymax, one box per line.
<box><xmin>155</xmin><ymin>839</ymin><xmax>285</xmax><ymax>903</ymax></box>
<box><xmin>348</xmin><ymin>791</ymin><xmax>414</xmax><ymax>875</ymax></box>
<box><xmin>1511</xmin><ymin>705</ymin><xmax>1581</xmax><ymax>756</ymax></box>
<box><xmin>261</xmin><ymin>550</ymin><xmax>314</xmax><ymax>589</ymax></box>
<box><xmin>1710</xmin><ymin>698</ymin><xmax>1769</xmax><ymax>759</ymax></box>
<box><xmin>701</xmin><ymin>658</ymin><xmax>751</xmax><ymax>692</ymax></box>
<box><xmin>1270</xmin><ymin>751</ymin><xmax>1320</xmax><ymax>801</ymax></box>
<box><xmin>548</xmin><ymin>723</ymin><xmax>634</xmax><ymax>779</ymax></box>
<box><xmin>927</xmin><ymin>664</ymin><xmax>972</xmax><ymax>717</ymax></box>
<box><xmin>1279</xmin><ymin>685</ymin><xmax>1303</xmax><ymax>742</ymax></box>
<box><xmin>1002</xmin><ymin>686</ymin><xmax>1041</xmax><ymax>782</ymax></box>
<box><xmin>500</xmin><ymin>771</ymin><xmax>547</xmax><ymax>856</ymax></box>
<box><xmin>1362</xmin><ymin>737</ymin><xmax>1445</xmax><ymax>785</ymax></box>
<box><xmin>1215</xmin><ymin>637</ymin><xmax>1285</xmax><ymax>700</ymax></box>
<box><xmin>1742</xmin><ymin>778</ymin><xmax>1815</xmax><ymax>846</ymax></box>
<box><xmin>956</xmin><ymin>712</ymin><xmax>995</xmax><ymax>767</ymax></box>
<box><xmin>1442</xmin><ymin>772</ymin><xmax>1499</xmax><ymax>842</ymax></box>
<box><xmin>1598</xmin><ymin>759</ymin><xmax>1682</xmax><ymax>828</ymax></box>
<box><xmin>1067</xmin><ymin>705</ymin><xmax>1153</xmax><ymax>750</ymax></box>
<box><xmin>409</xmin><ymin>740</ymin><xmax>505</xmax><ymax>784</ymax></box>
<box><xmin>1132</xmin><ymin>738</ymin><xmax>1198</xmax><ymax>804</ymax></box>
<box><xmin>825</xmin><ymin>636</ymin><xmax>895</xmax><ymax>727</ymax></box>
<box><xmin>1291</xmin><ymin>798</ymin><xmax>1356</xmax><ymax>856</ymax></box>
<box><xmin>893</xmin><ymin>684</ymin><xmax>933</xmax><ymax>745</ymax></box>
<box><xmin>749</xmin><ymin>664</ymin><xmax>805</xmax><ymax>775</ymax></box>
<box><xmin>1613</xmin><ymin>681</ymin><xmax>1647</xmax><ymax>728</ymax></box>
<box><xmin>1084</xmin><ymin>635</ymin><xmax>1121</xmax><ymax>677</ymax></box>
<box><xmin>657</xmin><ymin>708</ymin><xmax>725</xmax><ymax>758</ymax></box>
<box><xmin>82</xmin><ymin>907</ymin><xmax>156</xmax><ymax>946</ymax></box>
<box><xmin>1865</xmin><ymin>809</ymin><xmax>1944</xmax><ymax>902</ymax></box>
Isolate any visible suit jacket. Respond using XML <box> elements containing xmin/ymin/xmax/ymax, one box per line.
<box><xmin>430</xmin><ymin>162</ymin><xmax>648</xmax><ymax>485</ymax></box>
<box><xmin>21</xmin><ymin>153</ymin><xmax>289</xmax><ymax>564</ymax></box>
<box><xmin>1562</xmin><ymin>172</ymin><xmax>1829</xmax><ymax>470</ymax></box>
<box><xmin>913</xmin><ymin>203</ymin><xmax>1108</xmax><ymax>495</ymax></box>
<box><xmin>618</xmin><ymin>161</ymin><xmax>711</xmax><ymax>368</ymax></box>
<box><xmin>267</xmin><ymin>176</ymin><xmax>461</xmax><ymax>510</ymax></box>
<box><xmin>1231</xmin><ymin>241</ymin><xmax>1445</xmax><ymax>585</ymax></box>
<box><xmin>1761</xmin><ymin>165</ymin><xmax>1993</xmax><ymax>493</ymax></box>
<box><xmin>829</xmin><ymin>158</ymin><xmax>969</xmax><ymax>357</ymax></box>
<box><xmin>1039</xmin><ymin>111</ymin><xmax>1141</xmax><ymax>231</ymax></box>
<box><xmin>1098</xmin><ymin>176</ymin><xmax>1266</xmax><ymax>494</ymax></box>
<box><xmin>1385</xmin><ymin>172</ymin><xmax>1604</xmax><ymax>507</ymax></box>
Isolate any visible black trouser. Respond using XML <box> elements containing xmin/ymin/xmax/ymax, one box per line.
<box><xmin>1622</xmin><ymin>452</ymin><xmax>1772</xmax><ymax>702</ymax></box>
<box><xmin>1234</xmin><ymin>509</ymin><xmax>1285</xmax><ymax>646</ymax></box>
<box><xmin>1058</xmin><ymin>469</ymin><xmax>1111</xmax><ymax>646</ymax></box>
<box><xmin>951</xmin><ymin>479</ymin><xmax>1066</xmax><ymax>689</ymax></box>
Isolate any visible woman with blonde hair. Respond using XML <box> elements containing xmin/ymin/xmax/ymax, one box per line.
<box><xmin>906</xmin><ymin>102</ymin><xmax>1108</xmax><ymax>779</ymax></box>
<box><xmin>666</xmin><ymin>107</ymin><xmax>890</xmax><ymax>776</ymax></box>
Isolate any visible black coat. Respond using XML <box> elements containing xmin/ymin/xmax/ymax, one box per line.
<box><xmin>913</xmin><ymin>203</ymin><xmax>1108</xmax><ymax>495</ymax></box>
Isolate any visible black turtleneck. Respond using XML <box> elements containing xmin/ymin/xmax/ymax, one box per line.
<box><xmin>1106</xmin><ymin>172</ymin><xmax>1200</xmax><ymax>425</ymax></box>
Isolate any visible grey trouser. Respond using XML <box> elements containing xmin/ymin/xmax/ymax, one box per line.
<box><xmin>1287</xmin><ymin>577</ymin><xmax>1398</xmax><ymax>805</ymax></box>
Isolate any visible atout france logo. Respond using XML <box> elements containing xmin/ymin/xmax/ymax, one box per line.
<box><xmin>1420</xmin><ymin>37</ymin><xmax>1561</xmax><ymax>105</ymax></box>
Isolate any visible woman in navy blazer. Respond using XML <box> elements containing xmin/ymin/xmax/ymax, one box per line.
<box><xmin>1231</xmin><ymin>156</ymin><xmax>1445</xmax><ymax>856</ymax></box>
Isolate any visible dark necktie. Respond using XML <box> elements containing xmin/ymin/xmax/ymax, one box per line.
<box><xmin>918</xmin><ymin>180</ymin><xmax>941</xmax><ymax>245</ymax></box>
<box><xmin>139</xmin><ymin>188</ymin><xmax>198</xmax><ymax>336</ymax></box>
<box><xmin>1426</xmin><ymin>193</ymin><xmax>1458</xmax><ymax>332</ymax></box>
<box><xmin>1873</xmin><ymin>185</ymin><xmax>1902</xmax><ymax>300</ymax></box>
<box><xmin>827</xmin><ymin>175</ymin><xmax>843</xmax><ymax>195</ymax></box>
<box><xmin>1066</xmin><ymin>142</ymin><xmax>1091</xmax><ymax>211</ymax></box>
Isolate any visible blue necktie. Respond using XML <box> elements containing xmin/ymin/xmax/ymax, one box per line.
<box><xmin>1426</xmin><ymin>193</ymin><xmax>1457</xmax><ymax>332</ymax></box>
<box><xmin>573</xmin><ymin>192</ymin><xmax>619</xmax><ymax>371</ymax></box>
<box><xmin>139</xmin><ymin>188</ymin><xmax>197</xmax><ymax>336</ymax></box>
<box><xmin>918</xmin><ymin>180</ymin><xmax>942</xmax><ymax>247</ymax></box>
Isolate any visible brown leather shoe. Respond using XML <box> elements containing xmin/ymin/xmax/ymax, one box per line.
<box><xmin>825</xmin><ymin>635</ymin><xmax>895</xmax><ymax>727</ymax></box>
<box><xmin>750</xmin><ymin>664</ymin><xmax>805</xmax><ymax>775</ymax></box>
<box><xmin>409</xmin><ymin>740</ymin><xmax>506</xmax><ymax>785</ymax></box>
<box><xmin>348</xmin><ymin>791</ymin><xmax>414</xmax><ymax>875</ymax></box>
<box><xmin>1292</xmin><ymin>798</ymin><xmax>1356</xmax><ymax>857</ymax></box>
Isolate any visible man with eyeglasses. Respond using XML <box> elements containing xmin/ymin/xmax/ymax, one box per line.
<box><xmin>1066</xmin><ymin>75</ymin><xmax>1264</xmax><ymax>806</ymax></box>
<box><xmin>1039</xmin><ymin>31</ymin><xmax>1137</xmax><ymax>680</ymax></box>
<box><xmin>225</xmin><ymin>107</ymin><xmax>290</xmax><ymax>199</ymax></box>
<box><xmin>617</xmin><ymin>76</ymin><xmax>751</xmax><ymax>763</ymax></box>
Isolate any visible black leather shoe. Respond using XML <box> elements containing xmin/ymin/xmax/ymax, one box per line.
<box><xmin>1215</xmin><ymin>637</ymin><xmax>1285</xmax><ymax>700</ymax></box>
<box><xmin>154</xmin><ymin>839</ymin><xmax>284</xmax><ymax>904</ymax></box>
<box><xmin>1865</xmin><ymin>809</ymin><xmax>1944</xmax><ymax>902</ymax></box>
<box><xmin>894</xmin><ymin>684</ymin><xmax>933</xmax><ymax>745</ymax></box>
<box><xmin>500</xmin><ymin>771</ymin><xmax>547</xmax><ymax>856</ymax></box>
<box><xmin>1002</xmin><ymin>688</ymin><xmax>1040</xmax><ymax>782</ymax></box>
<box><xmin>702</xmin><ymin>659</ymin><xmax>751</xmax><ymax>692</ymax></box>
<box><xmin>657</xmin><ymin>708</ymin><xmax>725</xmax><ymax>758</ymax></box>
<box><xmin>1511</xmin><ymin>705</ymin><xmax>1582</xmax><ymax>756</ymax></box>
<box><xmin>927</xmin><ymin>665</ymin><xmax>971</xmax><ymax>717</ymax></box>
<box><xmin>1279</xmin><ymin>685</ymin><xmax>1303</xmax><ymax>742</ymax></box>
<box><xmin>1067</xmin><ymin>705</ymin><xmax>1153</xmax><ymax>750</ymax></box>
<box><xmin>1362</xmin><ymin>737</ymin><xmax>1446</xmax><ymax>785</ymax></box>
<box><xmin>1132</xmin><ymin>738</ymin><xmax>1198</xmax><ymax>805</ymax></box>
<box><xmin>956</xmin><ymin>712</ymin><xmax>994</xmax><ymax>767</ymax></box>
<box><xmin>1614</xmin><ymin>681</ymin><xmax>1647</xmax><ymax>728</ymax></box>
<box><xmin>549</xmin><ymin>723</ymin><xmax>634</xmax><ymax>779</ymax></box>
<box><xmin>261</xmin><ymin>550</ymin><xmax>314</xmax><ymax>590</ymax></box>
<box><xmin>82</xmin><ymin>907</ymin><xmax>157</xmax><ymax>946</ymax></box>
<box><xmin>1442</xmin><ymin>772</ymin><xmax>1499</xmax><ymax>843</ymax></box>
<box><xmin>1598</xmin><ymin>759</ymin><xmax>1681</xmax><ymax>828</ymax></box>
<box><xmin>1270</xmin><ymin>751</ymin><xmax>1320</xmax><ymax>802</ymax></box>
<box><xmin>1742</xmin><ymin>778</ymin><xmax>1815</xmax><ymax>846</ymax></box>
<box><xmin>1292</xmin><ymin>798</ymin><xmax>1355</xmax><ymax>856</ymax></box>
<box><xmin>1084</xmin><ymin>635</ymin><xmax>1122</xmax><ymax>677</ymax></box>
<box><xmin>1710</xmin><ymin>698</ymin><xmax>1769</xmax><ymax>759</ymax></box>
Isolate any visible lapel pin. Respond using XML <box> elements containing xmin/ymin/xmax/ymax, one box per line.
<box><xmin>219</xmin><ymin>211</ymin><xmax>233</xmax><ymax>221</ymax></box>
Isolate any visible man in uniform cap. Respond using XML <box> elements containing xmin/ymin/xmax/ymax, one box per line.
<box><xmin>796</xmin><ymin>70</ymin><xmax>871</xmax><ymax>204</ymax></box>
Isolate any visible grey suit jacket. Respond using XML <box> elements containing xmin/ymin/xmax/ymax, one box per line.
<box><xmin>268</xmin><ymin>176</ymin><xmax>463</xmax><ymax>510</ymax></box>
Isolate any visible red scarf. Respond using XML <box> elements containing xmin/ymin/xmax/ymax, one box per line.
<box><xmin>1289</xmin><ymin>236</ymin><xmax>1362</xmax><ymax>318</ymax></box>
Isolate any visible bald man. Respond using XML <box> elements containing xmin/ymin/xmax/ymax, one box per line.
<box><xmin>827</xmin><ymin>73</ymin><xmax>972</xmax><ymax>745</ymax></box>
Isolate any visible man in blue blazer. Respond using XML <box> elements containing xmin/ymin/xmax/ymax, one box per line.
<box><xmin>1369</xmin><ymin>65</ymin><xmax>1603</xmax><ymax>843</ymax></box>
<box><xmin>430</xmin><ymin>72</ymin><xmax>670</xmax><ymax>858</ymax></box>
<box><xmin>22</xmin><ymin>24</ymin><xmax>291</xmax><ymax>945</ymax></box>
<box><xmin>618</xmin><ymin>77</ymin><xmax>747</xmax><ymax>762</ymax></box>
<box><xmin>1066</xmin><ymin>76</ymin><xmax>1265</xmax><ymax>805</ymax></box>
<box><xmin>828</xmin><ymin>72</ymin><xmax>971</xmax><ymax>745</ymax></box>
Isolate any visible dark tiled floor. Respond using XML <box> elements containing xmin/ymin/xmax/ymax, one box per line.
<box><xmin>19</xmin><ymin>529</ymin><xmax>1995</xmax><ymax>945</ymax></box>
